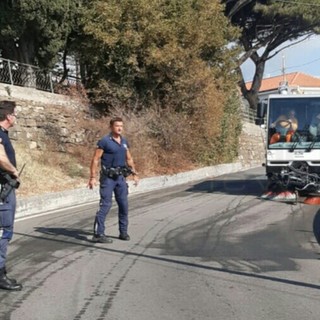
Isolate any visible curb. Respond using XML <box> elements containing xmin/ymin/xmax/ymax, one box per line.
<box><xmin>16</xmin><ymin>162</ymin><xmax>255</xmax><ymax>219</ymax></box>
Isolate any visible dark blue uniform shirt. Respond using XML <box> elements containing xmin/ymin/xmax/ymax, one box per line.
<box><xmin>0</xmin><ymin>127</ymin><xmax>16</xmax><ymax>167</ymax></box>
<box><xmin>97</xmin><ymin>134</ymin><xmax>129</xmax><ymax>168</ymax></box>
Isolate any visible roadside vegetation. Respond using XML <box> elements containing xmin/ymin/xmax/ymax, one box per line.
<box><xmin>15</xmin><ymin>96</ymin><xmax>242</xmax><ymax>198</ymax></box>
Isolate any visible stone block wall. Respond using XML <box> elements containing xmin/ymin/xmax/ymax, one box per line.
<box><xmin>238</xmin><ymin>122</ymin><xmax>266</xmax><ymax>168</ymax></box>
<box><xmin>0</xmin><ymin>84</ymin><xmax>91</xmax><ymax>150</ymax></box>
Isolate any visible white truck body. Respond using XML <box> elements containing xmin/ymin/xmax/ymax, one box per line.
<box><xmin>258</xmin><ymin>94</ymin><xmax>320</xmax><ymax>196</ymax></box>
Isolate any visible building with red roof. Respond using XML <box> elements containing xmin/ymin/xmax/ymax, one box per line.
<box><xmin>246</xmin><ymin>72</ymin><xmax>320</xmax><ymax>101</ymax></box>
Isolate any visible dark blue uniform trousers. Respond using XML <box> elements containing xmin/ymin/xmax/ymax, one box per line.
<box><xmin>94</xmin><ymin>175</ymin><xmax>129</xmax><ymax>236</ymax></box>
<box><xmin>0</xmin><ymin>190</ymin><xmax>16</xmax><ymax>269</ymax></box>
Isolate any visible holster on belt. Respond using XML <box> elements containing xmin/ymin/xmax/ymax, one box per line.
<box><xmin>101</xmin><ymin>166</ymin><xmax>133</xmax><ymax>179</ymax></box>
<box><xmin>0</xmin><ymin>172</ymin><xmax>20</xmax><ymax>202</ymax></box>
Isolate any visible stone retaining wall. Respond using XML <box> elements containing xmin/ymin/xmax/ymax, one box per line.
<box><xmin>0</xmin><ymin>83</ymin><xmax>91</xmax><ymax>150</ymax></box>
<box><xmin>238</xmin><ymin>122</ymin><xmax>265</xmax><ymax>168</ymax></box>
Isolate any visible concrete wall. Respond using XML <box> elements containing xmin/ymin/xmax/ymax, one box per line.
<box><xmin>17</xmin><ymin>162</ymin><xmax>245</xmax><ymax>219</ymax></box>
<box><xmin>0</xmin><ymin>83</ymin><xmax>73</xmax><ymax>106</ymax></box>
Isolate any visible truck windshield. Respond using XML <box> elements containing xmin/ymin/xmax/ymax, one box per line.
<box><xmin>268</xmin><ymin>97</ymin><xmax>320</xmax><ymax>149</ymax></box>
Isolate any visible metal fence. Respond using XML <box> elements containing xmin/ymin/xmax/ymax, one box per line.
<box><xmin>0</xmin><ymin>57</ymin><xmax>80</xmax><ymax>93</ymax></box>
<box><xmin>242</xmin><ymin>107</ymin><xmax>257</xmax><ymax>123</ymax></box>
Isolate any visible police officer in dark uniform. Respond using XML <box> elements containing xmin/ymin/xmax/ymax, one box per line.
<box><xmin>88</xmin><ymin>117</ymin><xmax>139</xmax><ymax>243</ymax></box>
<box><xmin>0</xmin><ymin>100</ymin><xmax>22</xmax><ymax>291</ymax></box>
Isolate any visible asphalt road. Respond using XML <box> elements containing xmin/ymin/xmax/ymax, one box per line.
<box><xmin>1</xmin><ymin>167</ymin><xmax>320</xmax><ymax>320</ymax></box>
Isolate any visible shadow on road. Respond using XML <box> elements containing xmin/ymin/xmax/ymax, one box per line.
<box><xmin>33</xmin><ymin>227</ymin><xmax>92</xmax><ymax>242</ymax></box>
<box><xmin>186</xmin><ymin>177</ymin><xmax>267</xmax><ymax>197</ymax></box>
<box><xmin>33</xmin><ymin>227</ymin><xmax>122</xmax><ymax>242</ymax></box>
<box><xmin>12</xmin><ymin>229</ymin><xmax>320</xmax><ymax>292</ymax></box>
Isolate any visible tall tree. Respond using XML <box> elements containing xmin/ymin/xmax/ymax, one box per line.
<box><xmin>223</xmin><ymin>0</ymin><xmax>320</xmax><ymax>109</ymax></box>
<box><xmin>75</xmin><ymin>0</ymin><xmax>243</xmax><ymax>166</ymax></box>
<box><xmin>79</xmin><ymin>0</ymin><xmax>239</xmax><ymax>111</ymax></box>
<box><xmin>0</xmin><ymin>0</ymin><xmax>81</xmax><ymax>68</ymax></box>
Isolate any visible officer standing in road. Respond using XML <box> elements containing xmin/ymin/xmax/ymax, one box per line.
<box><xmin>88</xmin><ymin>117</ymin><xmax>139</xmax><ymax>243</ymax></box>
<box><xmin>0</xmin><ymin>100</ymin><xmax>22</xmax><ymax>291</ymax></box>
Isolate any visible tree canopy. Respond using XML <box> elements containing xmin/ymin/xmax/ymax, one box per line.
<box><xmin>0</xmin><ymin>0</ymin><xmax>80</xmax><ymax>68</ymax></box>
<box><xmin>75</xmin><ymin>0</ymin><xmax>242</xmax><ymax>166</ymax></box>
<box><xmin>79</xmin><ymin>0</ymin><xmax>239</xmax><ymax>111</ymax></box>
<box><xmin>2</xmin><ymin>1</ymin><xmax>320</xmax><ymax>111</ymax></box>
<box><xmin>223</xmin><ymin>0</ymin><xmax>320</xmax><ymax>109</ymax></box>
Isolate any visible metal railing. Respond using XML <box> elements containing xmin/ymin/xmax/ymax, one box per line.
<box><xmin>242</xmin><ymin>107</ymin><xmax>257</xmax><ymax>123</ymax></box>
<box><xmin>0</xmin><ymin>57</ymin><xmax>81</xmax><ymax>93</ymax></box>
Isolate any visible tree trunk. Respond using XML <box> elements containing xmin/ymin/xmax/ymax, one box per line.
<box><xmin>240</xmin><ymin>54</ymin><xmax>267</xmax><ymax>110</ymax></box>
<box><xmin>59</xmin><ymin>48</ymin><xmax>69</xmax><ymax>84</ymax></box>
<box><xmin>13</xmin><ymin>33</ymin><xmax>35</xmax><ymax>65</ymax></box>
<box><xmin>226</xmin><ymin>0</ymin><xmax>254</xmax><ymax>18</ymax></box>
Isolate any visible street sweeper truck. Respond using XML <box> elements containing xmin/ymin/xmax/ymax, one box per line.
<box><xmin>256</xmin><ymin>93</ymin><xmax>320</xmax><ymax>204</ymax></box>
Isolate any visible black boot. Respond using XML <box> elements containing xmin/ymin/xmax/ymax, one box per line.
<box><xmin>0</xmin><ymin>267</ymin><xmax>22</xmax><ymax>291</ymax></box>
<box><xmin>4</xmin><ymin>267</ymin><xmax>17</xmax><ymax>284</ymax></box>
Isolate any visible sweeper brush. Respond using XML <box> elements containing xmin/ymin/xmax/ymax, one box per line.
<box><xmin>260</xmin><ymin>190</ymin><xmax>297</xmax><ymax>203</ymax></box>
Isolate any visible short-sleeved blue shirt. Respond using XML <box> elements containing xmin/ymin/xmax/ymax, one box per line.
<box><xmin>97</xmin><ymin>133</ymin><xmax>129</xmax><ymax>168</ymax></box>
<box><xmin>0</xmin><ymin>126</ymin><xmax>16</xmax><ymax>167</ymax></box>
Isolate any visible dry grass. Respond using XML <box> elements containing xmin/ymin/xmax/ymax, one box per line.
<box><xmin>14</xmin><ymin>144</ymin><xmax>87</xmax><ymax>198</ymax></box>
<box><xmin>13</xmin><ymin>110</ymin><xmax>198</xmax><ymax>198</ymax></box>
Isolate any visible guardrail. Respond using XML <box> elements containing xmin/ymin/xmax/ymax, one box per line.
<box><xmin>0</xmin><ymin>57</ymin><xmax>80</xmax><ymax>93</ymax></box>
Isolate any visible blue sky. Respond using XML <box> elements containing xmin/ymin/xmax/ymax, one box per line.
<box><xmin>240</xmin><ymin>34</ymin><xmax>320</xmax><ymax>82</ymax></box>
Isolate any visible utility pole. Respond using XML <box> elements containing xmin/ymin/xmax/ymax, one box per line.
<box><xmin>281</xmin><ymin>53</ymin><xmax>287</xmax><ymax>84</ymax></box>
<box><xmin>278</xmin><ymin>53</ymin><xmax>288</xmax><ymax>94</ymax></box>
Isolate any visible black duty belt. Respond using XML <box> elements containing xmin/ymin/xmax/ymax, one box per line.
<box><xmin>101</xmin><ymin>166</ymin><xmax>133</xmax><ymax>179</ymax></box>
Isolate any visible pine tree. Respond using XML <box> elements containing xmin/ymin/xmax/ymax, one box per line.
<box><xmin>0</xmin><ymin>0</ymin><xmax>81</xmax><ymax>68</ymax></box>
<box><xmin>223</xmin><ymin>0</ymin><xmax>320</xmax><ymax>109</ymax></box>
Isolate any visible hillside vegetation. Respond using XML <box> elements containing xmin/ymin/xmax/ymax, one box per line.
<box><xmin>14</xmin><ymin>97</ymin><xmax>242</xmax><ymax>198</ymax></box>
<box><xmin>2</xmin><ymin>0</ymin><xmax>245</xmax><ymax>199</ymax></box>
